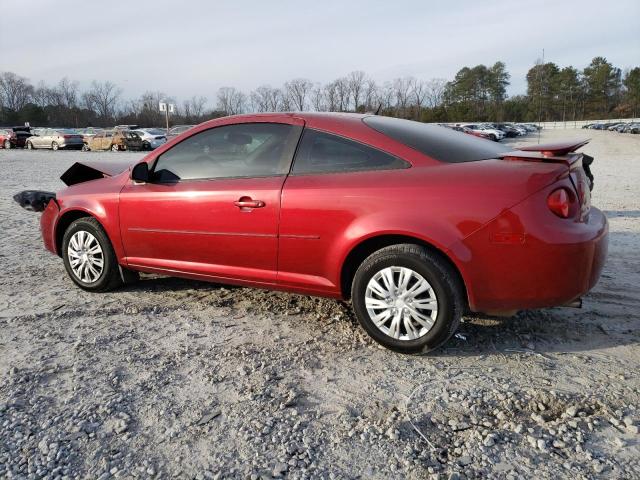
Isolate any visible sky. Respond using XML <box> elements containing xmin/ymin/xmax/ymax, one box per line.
<box><xmin>1</xmin><ymin>0</ymin><xmax>638</xmax><ymax>106</ymax></box>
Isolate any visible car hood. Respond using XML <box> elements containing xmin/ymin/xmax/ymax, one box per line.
<box><xmin>60</xmin><ymin>158</ymin><xmax>139</xmax><ymax>186</ymax></box>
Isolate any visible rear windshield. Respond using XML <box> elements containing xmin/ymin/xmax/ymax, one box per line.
<box><xmin>363</xmin><ymin>116</ymin><xmax>510</xmax><ymax>163</ymax></box>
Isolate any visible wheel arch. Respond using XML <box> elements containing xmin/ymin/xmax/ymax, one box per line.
<box><xmin>339</xmin><ymin>234</ymin><xmax>469</xmax><ymax>309</ymax></box>
<box><xmin>54</xmin><ymin>209</ymin><xmax>105</xmax><ymax>256</ymax></box>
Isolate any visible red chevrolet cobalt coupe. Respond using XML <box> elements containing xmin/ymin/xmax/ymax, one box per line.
<box><xmin>15</xmin><ymin>113</ymin><xmax>608</xmax><ymax>354</ymax></box>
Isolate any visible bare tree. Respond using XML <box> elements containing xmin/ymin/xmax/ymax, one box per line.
<box><xmin>86</xmin><ymin>81</ymin><xmax>121</xmax><ymax>120</ymax></box>
<box><xmin>334</xmin><ymin>77</ymin><xmax>350</xmax><ymax>111</ymax></box>
<box><xmin>216</xmin><ymin>87</ymin><xmax>246</xmax><ymax>115</ymax></box>
<box><xmin>323</xmin><ymin>81</ymin><xmax>339</xmax><ymax>111</ymax></box>
<box><xmin>284</xmin><ymin>78</ymin><xmax>313</xmax><ymax>111</ymax></box>
<box><xmin>363</xmin><ymin>79</ymin><xmax>379</xmax><ymax>111</ymax></box>
<box><xmin>379</xmin><ymin>81</ymin><xmax>396</xmax><ymax>113</ymax></box>
<box><xmin>57</xmin><ymin>77</ymin><xmax>79</xmax><ymax>108</ymax></box>
<box><xmin>424</xmin><ymin>78</ymin><xmax>447</xmax><ymax>108</ymax></box>
<box><xmin>183</xmin><ymin>95</ymin><xmax>207</xmax><ymax>120</ymax></box>
<box><xmin>0</xmin><ymin>72</ymin><xmax>33</xmax><ymax>111</ymax></box>
<box><xmin>347</xmin><ymin>71</ymin><xmax>367</xmax><ymax>111</ymax></box>
<box><xmin>310</xmin><ymin>84</ymin><xmax>327</xmax><ymax>112</ymax></box>
<box><xmin>32</xmin><ymin>81</ymin><xmax>54</xmax><ymax>108</ymax></box>
<box><xmin>412</xmin><ymin>79</ymin><xmax>427</xmax><ymax>118</ymax></box>
<box><xmin>250</xmin><ymin>85</ymin><xmax>283</xmax><ymax>112</ymax></box>
<box><xmin>393</xmin><ymin>77</ymin><xmax>415</xmax><ymax>116</ymax></box>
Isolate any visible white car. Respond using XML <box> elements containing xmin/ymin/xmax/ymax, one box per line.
<box><xmin>133</xmin><ymin>128</ymin><xmax>168</xmax><ymax>150</ymax></box>
<box><xmin>462</xmin><ymin>124</ymin><xmax>504</xmax><ymax>142</ymax></box>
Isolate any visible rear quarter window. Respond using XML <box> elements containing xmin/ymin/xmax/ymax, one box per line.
<box><xmin>292</xmin><ymin>129</ymin><xmax>409</xmax><ymax>175</ymax></box>
<box><xmin>363</xmin><ymin>116</ymin><xmax>510</xmax><ymax>163</ymax></box>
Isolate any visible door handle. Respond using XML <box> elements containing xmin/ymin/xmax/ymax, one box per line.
<box><xmin>234</xmin><ymin>197</ymin><xmax>265</xmax><ymax>209</ymax></box>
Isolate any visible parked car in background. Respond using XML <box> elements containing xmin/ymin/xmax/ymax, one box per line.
<box><xmin>79</xmin><ymin>127</ymin><xmax>105</xmax><ymax>138</ymax></box>
<box><xmin>114</xmin><ymin>125</ymin><xmax>139</xmax><ymax>131</ymax></box>
<box><xmin>133</xmin><ymin>128</ymin><xmax>167</xmax><ymax>150</ymax></box>
<box><xmin>0</xmin><ymin>129</ymin><xmax>10</xmax><ymax>148</ymax></box>
<box><xmin>26</xmin><ymin>129</ymin><xmax>83</xmax><ymax>150</ymax></box>
<box><xmin>449</xmin><ymin>125</ymin><xmax>493</xmax><ymax>140</ymax></box>
<box><xmin>493</xmin><ymin>123</ymin><xmax>522</xmax><ymax>137</ymax></box>
<box><xmin>167</xmin><ymin>125</ymin><xmax>195</xmax><ymax>141</ymax></box>
<box><xmin>122</xmin><ymin>131</ymin><xmax>144</xmax><ymax>151</ymax></box>
<box><xmin>3</xmin><ymin>127</ymin><xmax>32</xmax><ymax>149</ymax></box>
<box><xmin>82</xmin><ymin>130</ymin><xmax>125</xmax><ymax>151</ymax></box>
<box><xmin>627</xmin><ymin>123</ymin><xmax>640</xmax><ymax>134</ymax></box>
<box><xmin>462</xmin><ymin>124</ymin><xmax>504</xmax><ymax>141</ymax></box>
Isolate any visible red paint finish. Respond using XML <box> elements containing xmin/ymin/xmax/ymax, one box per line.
<box><xmin>39</xmin><ymin>113</ymin><xmax>609</xmax><ymax>315</ymax></box>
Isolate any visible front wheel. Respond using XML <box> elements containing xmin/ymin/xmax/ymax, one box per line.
<box><xmin>81</xmin><ymin>143</ymin><xmax>90</xmax><ymax>152</ymax></box>
<box><xmin>26</xmin><ymin>141</ymin><xmax>33</xmax><ymax>150</ymax></box>
<box><xmin>3</xmin><ymin>139</ymin><xmax>11</xmax><ymax>149</ymax></box>
<box><xmin>351</xmin><ymin>244</ymin><xmax>463</xmax><ymax>354</ymax></box>
<box><xmin>62</xmin><ymin>217</ymin><xmax>122</xmax><ymax>292</ymax></box>
<box><xmin>111</xmin><ymin>144</ymin><xmax>119</xmax><ymax>152</ymax></box>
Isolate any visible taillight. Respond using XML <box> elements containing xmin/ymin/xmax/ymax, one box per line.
<box><xmin>547</xmin><ymin>188</ymin><xmax>572</xmax><ymax>218</ymax></box>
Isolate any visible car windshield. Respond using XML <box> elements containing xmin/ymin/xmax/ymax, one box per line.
<box><xmin>363</xmin><ymin>116</ymin><xmax>510</xmax><ymax>163</ymax></box>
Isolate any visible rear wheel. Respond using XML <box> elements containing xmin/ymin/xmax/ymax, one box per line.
<box><xmin>111</xmin><ymin>144</ymin><xmax>119</xmax><ymax>152</ymax></box>
<box><xmin>351</xmin><ymin>244</ymin><xmax>463</xmax><ymax>354</ymax></box>
<box><xmin>62</xmin><ymin>217</ymin><xmax>122</xmax><ymax>292</ymax></box>
<box><xmin>26</xmin><ymin>141</ymin><xmax>33</xmax><ymax>150</ymax></box>
<box><xmin>3</xmin><ymin>139</ymin><xmax>10</xmax><ymax>149</ymax></box>
<box><xmin>81</xmin><ymin>143</ymin><xmax>90</xmax><ymax>152</ymax></box>
<box><xmin>51</xmin><ymin>141</ymin><xmax>59</xmax><ymax>151</ymax></box>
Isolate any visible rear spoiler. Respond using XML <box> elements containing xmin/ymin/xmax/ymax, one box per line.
<box><xmin>497</xmin><ymin>138</ymin><xmax>594</xmax><ymax>189</ymax></box>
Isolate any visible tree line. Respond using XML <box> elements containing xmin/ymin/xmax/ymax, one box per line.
<box><xmin>1</xmin><ymin>56</ymin><xmax>638</xmax><ymax>128</ymax></box>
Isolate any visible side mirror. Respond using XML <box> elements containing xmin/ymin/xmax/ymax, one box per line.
<box><xmin>131</xmin><ymin>162</ymin><xmax>149</xmax><ymax>183</ymax></box>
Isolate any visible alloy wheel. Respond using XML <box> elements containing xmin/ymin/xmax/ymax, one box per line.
<box><xmin>67</xmin><ymin>231</ymin><xmax>104</xmax><ymax>283</ymax></box>
<box><xmin>365</xmin><ymin>266</ymin><xmax>438</xmax><ymax>340</ymax></box>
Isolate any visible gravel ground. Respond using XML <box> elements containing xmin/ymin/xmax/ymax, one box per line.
<box><xmin>1</xmin><ymin>130</ymin><xmax>639</xmax><ymax>479</ymax></box>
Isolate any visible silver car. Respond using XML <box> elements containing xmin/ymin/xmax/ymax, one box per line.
<box><xmin>25</xmin><ymin>128</ymin><xmax>84</xmax><ymax>150</ymax></box>
<box><xmin>133</xmin><ymin>128</ymin><xmax>168</xmax><ymax>150</ymax></box>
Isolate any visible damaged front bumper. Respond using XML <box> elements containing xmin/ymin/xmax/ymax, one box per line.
<box><xmin>13</xmin><ymin>190</ymin><xmax>56</xmax><ymax>212</ymax></box>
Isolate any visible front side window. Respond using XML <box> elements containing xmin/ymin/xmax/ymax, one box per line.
<box><xmin>291</xmin><ymin>129</ymin><xmax>408</xmax><ymax>175</ymax></box>
<box><xmin>152</xmin><ymin>123</ymin><xmax>301</xmax><ymax>182</ymax></box>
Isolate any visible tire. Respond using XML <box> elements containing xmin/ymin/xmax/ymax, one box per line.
<box><xmin>111</xmin><ymin>144</ymin><xmax>119</xmax><ymax>152</ymax></box>
<box><xmin>51</xmin><ymin>141</ymin><xmax>59</xmax><ymax>151</ymax></box>
<box><xmin>81</xmin><ymin>143</ymin><xmax>90</xmax><ymax>152</ymax></box>
<box><xmin>351</xmin><ymin>244</ymin><xmax>463</xmax><ymax>354</ymax></box>
<box><xmin>489</xmin><ymin>134</ymin><xmax>497</xmax><ymax>142</ymax></box>
<box><xmin>26</xmin><ymin>141</ymin><xmax>33</xmax><ymax>150</ymax></box>
<box><xmin>142</xmin><ymin>141</ymin><xmax>150</xmax><ymax>151</ymax></box>
<box><xmin>3</xmin><ymin>139</ymin><xmax>10</xmax><ymax>149</ymax></box>
<box><xmin>62</xmin><ymin>217</ymin><xmax>122</xmax><ymax>292</ymax></box>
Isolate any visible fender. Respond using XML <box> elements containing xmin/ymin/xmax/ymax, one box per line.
<box><xmin>53</xmin><ymin>171</ymin><xmax>129</xmax><ymax>262</ymax></box>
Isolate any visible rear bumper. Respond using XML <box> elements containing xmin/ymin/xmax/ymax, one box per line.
<box><xmin>60</xmin><ymin>141</ymin><xmax>84</xmax><ymax>149</ymax></box>
<box><xmin>454</xmin><ymin>205</ymin><xmax>608</xmax><ymax>314</ymax></box>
